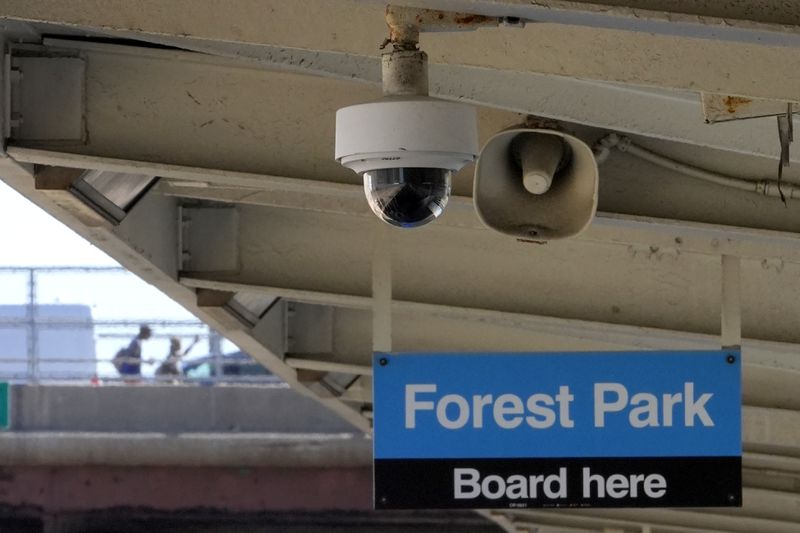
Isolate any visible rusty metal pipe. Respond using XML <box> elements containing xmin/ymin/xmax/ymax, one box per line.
<box><xmin>385</xmin><ymin>5</ymin><xmax>500</xmax><ymax>49</ymax></box>
<box><xmin>382</xmin><ymin>49</ymin><xmax>428</xmax><ymax>96</ymax></box>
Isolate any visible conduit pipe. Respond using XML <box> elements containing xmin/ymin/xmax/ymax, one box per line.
<box><xmin>384</xmin><ymin>5</ymin><xmax>501</xmax><ymax>49</ymax></box>
<box><xmin>594</xmin><ymin>133</ymin><xmax>800</xmax><ymax>200</ymax></box>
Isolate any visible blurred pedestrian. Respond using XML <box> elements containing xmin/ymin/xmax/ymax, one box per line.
<box><xmin>112</xmin><ymin>324</ymin><xmax>152</xmax><ymax>380</ymax></box>
<box><xmin>156</xmin><ymin>335</ymin><xmax>200</xmax><ymax>378</ymax></box>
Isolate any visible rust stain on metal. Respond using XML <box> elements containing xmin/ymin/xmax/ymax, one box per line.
<box><xmin>453</xmin><ymin>14</ymin><xmax>494</xmax><ymax>25</ymax></box>
<box><xmin>723</xmin><ymin>96</ymin><xmax>752</xmax><ymax>114</ymax></box>
<box><xmin>385</xmin><ymin>5</ymin><xmax>498</xmax><ymax>47</ymax></box>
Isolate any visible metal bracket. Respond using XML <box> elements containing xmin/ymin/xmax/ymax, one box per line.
<box><xmin>372</xmin><ymin>224</ymin><xmax>392</xmax><ymax>353</ymax></box>
<box><xmin>702</xmin><ymin>92</ymin><xmax>798</xmax><ymax>124</ymax></box>
<box><xmin>179</xmin><ymin>205</ymin><xmax>239</xmax><ymax>273</ymax></box>
<box><xmin>720</xmin><ymin>255</ymin><xmax>742</xmax><ymax>350</ymax></box>
<box><xmin>7</xmin><ymin>49</ymin><xmax>86</xmax><ymax>143</ymax></box>
<box><xmin>251</xmin><ymin>299</ymin><xmax>288</xmax><ymax>359</ymax></box>
<box><xmin>286</xmin><ymin>303</ymin><xmax>334</xmax><ymax>355</ymax></box>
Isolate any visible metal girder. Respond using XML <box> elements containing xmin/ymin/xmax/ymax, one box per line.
<box><xmin>9</xmin><ymin>149</ymin><xmax>800</xmax><ymax>270</ymax></box>
<box><xmin>376</xmin><ymin>0</ymin><xmax>800</xmax><ymax>47</ymax></box>
<box><xmin>2</xmin><ymin>40</ymin><xmax>519</xmax><ymax>185</ymax></box>
<box><xmin>33</xmin><ymin>167</ymin><xmax>110</xmax><ymax>228</ymax></box>
<box><xmin>9</xmin><ymin>39</ymin><xmax>800</xmax><ymax>234</ymax></box>
<box><xmin>136</xmin><ymin>34</ymin><xmax>800</xmax><ymax>164</ymax></box>
<box><xmin>4</xmin><ymin>0</ymin><xmax>800</xmax><ymax>103</ymax></box>
<box><xmin>744</xmin><ymin>455</ymin><xmax>800</xmax><ymax>494</ymax></box>
<box><xmin>184</xmin><ymin>288</ymin><xmax>800</xmax><ymax>411</ymax></box>
<box><xmin>155</xmin><ymin>176</ymin><xmax>800</xmax><ymax>263</ymax></box>
<box><xmin>744</xmin><ymin>407</ymin><xmax>800</xmax><ymax>456</ymax></box>
<box><xmin>9</xmin><ymin>39</ymin><xmax>800</xmax><ymax>233</ymax></box>
<box><xmin>176</xmin><ymin>200</ymin><xmax>800</xmax><ymax>344</ymax></box>
<box><xmin>10</xmin><ymin>55</ymin><xmax>86</xmax><ymax>142</ymax></box>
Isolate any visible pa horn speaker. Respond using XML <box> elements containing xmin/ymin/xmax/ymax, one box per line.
<box><xmin>473</xmin><ymin>128</ymin><xmax>599</xmax><ymax>240</ymax></box>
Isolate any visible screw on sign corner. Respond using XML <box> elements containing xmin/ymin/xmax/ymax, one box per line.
<box><xmin>726</xmin><ymin>354</ymin><xmax>737</xmax><ymax>364</ymax></box>
<box><xmin>379</xmin><ymin>357</ymin><xmax>389</xmax><ymax>367</ymax></box>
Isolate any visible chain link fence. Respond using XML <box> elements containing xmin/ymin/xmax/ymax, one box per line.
<box><xmin>0</xmin><ymin>266</ymin><xmax>279</xmax><ymax>385</ymax></box>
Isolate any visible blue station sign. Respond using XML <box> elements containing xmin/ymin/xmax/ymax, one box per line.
<box><xmin>373</xmin><ymin>351</ymin><xmax>741</xmax><ymax>510</ymax></box>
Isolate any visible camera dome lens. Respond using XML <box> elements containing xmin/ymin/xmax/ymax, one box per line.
<box><xmin>362</xmin><ymin>168</ymin><xmax>452</xmax><ymax>228</ymax></box>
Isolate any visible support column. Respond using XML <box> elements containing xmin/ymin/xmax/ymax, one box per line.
<box><xmin>721</xmin><ymin>255</ymin><xmax>742</xmax><ymax>349</ymax></box>
<box><xmin>372</xmin><ymin>224</ymin><xmax>392</xmax><ymax>353</ymax></box>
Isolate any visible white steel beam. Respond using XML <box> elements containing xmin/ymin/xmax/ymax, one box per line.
<box><xmin>371</xmin><ymin>224</ymin><xmax>392</xmax><ymax>353</ymax></box>
<box><xmin>10</xmin><ymin>145</ymin><xmax>800</xmax><ymax>267</ymax></box>
<box><xmin>12</xmin><ymin>149</ymin><xmax>800</xmax><ymax>344</ymax></box>
<box><xmin>744</xmin><ymin>407</ymin><xmax>800</xmax><ymax>457</ymax></box>
<box><xmin>5</xmin><ymin>39</ymin><xmax>531</xmax><ymax>187</ymax></box>
<box><xmin>10</xmin><ymin>39</ymin><xmax>800</xmax><ymax>232</ymax></box>
<box><xmin>173</xmin><ymin>201</ymin><xmax>800</xmax><ymax>344</ymax></box>
<box><xmin>155</xmin><ymin>176</ymin><xmax>800</xmax><ymax>263</ymax></box>
<box><xmin>285</xmin><ymin>357</ymin><xmax>372</xmax><ymax>377</ymax></box>
<box><xmin>721</xmin><ymin>255</ymin><xmax>742</xmax><ymax>349</ymax></box>
<box><xmin>375</xmin><ymin>0</ymin><xmax>800</xmax><ymax>47</ymax></box>
<box><xmin>107</xmin><ymin>34</ymin><xmax>800</xmax><ymax>164</ymax></box>
<box><xmin>5</xmin><ymin>0</ymin><xmax>800</xmax><ymax>103</ymax></box>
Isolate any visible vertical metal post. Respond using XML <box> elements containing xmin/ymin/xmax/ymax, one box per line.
<box><xmin>26</xmin><ymin>268</ymin><xmax>39</xmax><ymax>382</ymax></box>
<box><xmin>209</xmin><ymin>327</ymin><xmax>223</xmax><ymax>380</ymax></box>
<box><xmin>721</xmin><ymin>255</ymin><xmax>742</xmax><ymax>349</ymax></box>
<box><xmin>368</xmin><ymin>225</ymin><xmax>392</xmax><ymax>418</ymax></box>
<box><xmin>372</xmin><ymin>224</ymin><xmax>392</xmax><ymax>353</ymax></box>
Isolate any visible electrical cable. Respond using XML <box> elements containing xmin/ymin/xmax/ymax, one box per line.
<box><xmin>593</xmin><ymin>133</ymin><xmax>800</xmax><ymax>200</ymax></box>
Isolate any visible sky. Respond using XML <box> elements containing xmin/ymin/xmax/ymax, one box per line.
<box><xmin>0</xmin><ymin>180</ymin><xmax>238</xmax><ymax>378</ymax></box>
<box><xmin>0</xmin><ymin>180</ymin><xmax>117</xmax><ymax>266</ymax></box>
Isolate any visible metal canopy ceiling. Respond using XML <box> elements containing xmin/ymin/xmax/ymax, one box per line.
<box><xmin>2</xmin><ymin>1</ymin><xmax>800</xmax><ymax>531</ymax></box>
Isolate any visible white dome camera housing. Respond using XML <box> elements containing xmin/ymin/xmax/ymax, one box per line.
<box><xmin>335</xmin><ymin>97</ymin><xmax>478</xmax><ymax>228</ymax></box>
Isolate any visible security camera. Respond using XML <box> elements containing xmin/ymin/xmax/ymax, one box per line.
<box><xmin>474</xmin><ymin>128</ymin><xmax>599</xmax><ymax>240</ymax></box>
<box><xmin>335</xmin><ymin>97</ymin><xmax>478</xmax><ymax>227</ymax></box>
<box><xmin>335</xmin><ymin>49</ymin><xmax>479</xmax><ymax>228</ymax></box>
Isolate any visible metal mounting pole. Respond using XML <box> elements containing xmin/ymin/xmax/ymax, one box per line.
<box><xmin>721</xmin><ymin>255</ymin><xmax>742</xmax><ymax>349</ymax></box>
<box><xmin>382</xmin><ymin>48</ymin><xmax>428</xmax><ymax>97</ymax></box>
<box><xmin>372</xmin><ymin>224</ymin><xmax>392</xmax><ymax>354</ymax></box>
<box><xmin>26</xmin><ymin>268</ymin><xmax>39</xmax><ymax>382</ymax></box>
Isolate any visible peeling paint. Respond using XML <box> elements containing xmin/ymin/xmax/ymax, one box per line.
<box><xmin>702</xmin><ymin>92</ymin><xmax>796</xmax><ymax>123</ymax></box>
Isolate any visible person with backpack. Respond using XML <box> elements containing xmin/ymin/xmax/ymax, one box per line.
<box><xmin>113</xmin><ymin>324</ymin><xmax>152</xmax><ymax>381</ymax></box>
<box><xmin>156</xmin><ymin>335</ymin><xmax>200</xmax><ymax>379</ymax></box>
